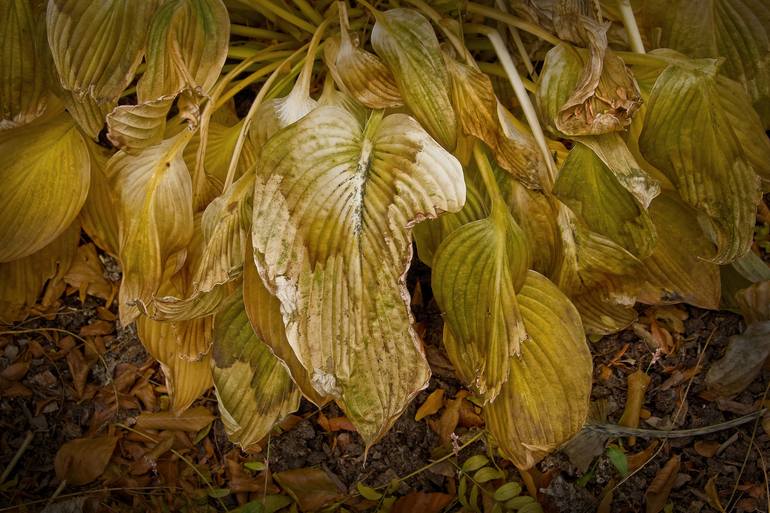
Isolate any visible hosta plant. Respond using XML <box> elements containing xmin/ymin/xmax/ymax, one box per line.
<box><xmin>2</xmin><ymin>0</ymin><xmax>769</xmax><ymax>470</ymax></box>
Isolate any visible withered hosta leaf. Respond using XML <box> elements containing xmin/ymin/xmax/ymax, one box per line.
<box><xmin>637</xmin><ymin>193</ymin><xmax>720</xmax><ymax>309</ymax></box>
<box><xmin>735</xmin><ymin>281</ymin><xmax>770</xmax><ymax>324</ymax></box>
<box><xmin>110</xmin><ymin>132</ymin><xmax>194</xmax><ymax>324</ymax></box>
<box><xmin>59</xmin><ymin>89</ymin><xmax>115</xmax><ymax>140</ymax></box>
<box><xmin>371</xmin><ymin>8</ymin><xmax>457</xmax><ymax>150</ymax></box>
<box><xmin>572</xmin><ymin>291</ymin><xmax>637</xmax><ymax>336</ymax></box>
<box><xmin>0</xmin><ymin>112</ymin><xmax>89</xmax><ymax>263</ymax></box>
<box><xmin>555</xmin><ymin>142</ymin><xmax>657</xmax><ymax>258</ymax></box>
<box><xmin>639</xmin><ymin>61</ymin><xmax>762</xmax><ymax>263</ymax></box>
<box><xmin>47</xmin><ymin>0</ymin><xmax>158</xmax><ymax>102</ymax></box>
<box><xmin>484</xmin><ymin>271</ymin><xmax>592</xmax><ymax>469</ymax></box>
<box><xmin>184</xmin><ymin>120</ymin><xmax>257</xmax><ymax>194</ymax></box>
<box><xmin>252</xmin><ymin>106</ymin><xmax>465</xmax><ymax>445</ymax></box>
<box><xmin>54</xmin><ymin>436</ymin><xmax>118</xmax><ymax>486</ymax></box>
<box><xmin>79</xmin><ymin>141</ymin><xmax>119</xmax><ymax>256</ymax></box>
<box><xmin>0</xmin><ymin>222</ymin><xmax>79</xmax><ymax>324</ymax></box>
<box><xmin>243</xmin><ymin>246</ymin><xmax>328</xmax><ymax>407</ymax></box>
<box><xmin>444</xmin><ymin>53</ymin><xmax>544</xmax><ymax>188</ymax></box>
<box><xmin>137</xmin><ymin>0</ymin><xmax>229</xmax><ymax>103</ymax></box>
<box><xmin>107</xmin><ymin>98</ymin><xmax>173</xmax><ymax>153</ymax></box>
<box><xmin>212</xmin><ymin>290</ymin><xmax>300</xmax><ymax>449</ymax></box>
<box><xmin>433</xmin><ymin>205</ymin><xmax>530</xmax><ymax>403</ymax></box>
<box><xmin>537</xmin><ymin>43</ymin><xmax>641</xmax><ymax>136</ymax></box>
<box><xmin>324</xmin><ymin>30</ymin><xmax>403</xmax><ymax>109</ymax></box>
<box><xmin>0</xmin><ymin>0</ymin><xmax>47</xmax><ymax>127</ymax></box>
<box><xmin>640</xmin><ymin>0</ymin><xmax>770</xmax><ymax>127</ymax></box>
<box><xmin>503</xmin><ymin>180</ymin><xmax>560</xmax><ymax>275</ymax></box>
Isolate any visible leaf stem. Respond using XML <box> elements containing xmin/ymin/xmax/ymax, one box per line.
<box><xmin>472</xmin><ymin>143</ymin><xmax>508</xmax><ymax>218</ymax></box>
<box><xmin>292</xmin><ymin>0</ymin><xmax>324</xmax><ymax>25</ymax></box>
<box><xmin>616</xmin><ymin>0</ymin><xmax>645</xmax><ymax>54</ymax></box>
<box><xmin>494</xmin><ymin>0</ymin><xmax>537</xmax><ymax>79</ymax></box>
<box><xmin>247</xmin><ymin>0</ymin><xmax>316</xmax><ymax>33</ymax></box>
<box><xmin>230</xmin><ymin>24</ymin><xmax>295</xmax><ymax>41</ymax></box>
<box><xmin>465</xmin><ymin>3</ymin><xmax>561</xmax><ymax>47</ymax></box>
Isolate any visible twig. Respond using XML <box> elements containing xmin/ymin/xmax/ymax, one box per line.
<box><xmin>585</xmin><ymin>409</ymin><xmax>767</xmax><ymax>438</ymax></box>
<box><xmin>0</xmin><ymin>432</ymin><xmax>33</xmax><ymax>484</ymax></box>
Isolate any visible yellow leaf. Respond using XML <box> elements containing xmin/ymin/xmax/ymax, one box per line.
<box><xmin>0</xmin><ymin>111</ymin><xmax>89</xmax><ymax>262</ymax></box>
<box><xmin>484</xmin><ymin>271</ymin><xmax>592</xmax><ymax>469</ymax></box>
<box><xmin>251</xmin><ymin>106</ymin><xmax>465</xmax><ymax>445</ymax></box>
<box><xmin>107</xmin><ymin>98</ymin><xmax>173</xmax><ymax>153</ymax></box>
<box><xmin>79</xmin><ymin>140</ymin><xmax>119</xmax><ymax>255</ymax></box>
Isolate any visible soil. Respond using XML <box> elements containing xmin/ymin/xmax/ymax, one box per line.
<box><xmin>1</xmin><ymin>256</ymin><xmax>769</xmax><ymax>513</ymax></box>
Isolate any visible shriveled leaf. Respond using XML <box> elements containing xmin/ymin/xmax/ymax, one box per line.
<box><xmin>415</xmin><ymin>389</ymin><xmax>444</xmax><ymax>421</ymax></box>
<box><xmin>55</xmin><ymin>436</ymin><xmax>118</xmax><ymax>486</ymax></box>
<box><xmin>79</xmin><ymin>140</ymin><xmax>119</xmax><ymax>255</ymax></box>
<box><xmin>58</xmin><ymin>88</ymin><xmax>114</xmax><ymax>140</ymax></box>
<box><xmin>107</xmin><ymin>98</ymin><xmax>173</xmax><ymax>152</ymax></box>
<box><xmin>735</xmin><ymin>281</ymin><xmax>770</xmax><ymax>323</ymax></box>
<box><xmin>110</xmin><ymin>132</ymin><xmax>194</xmax><ymax>323</ymax></box>
<box><xmin>555</xmin><ymin>141</ymin><xmax>656</xmax><ymax>258</ymax></box>
<box><xmin>392</xmin><ymin>492</ymin><xmax>453</xmax><ymax>513</ymax></box>
<box><xmin>537</xmin><ymin>43</ymin><xmax>641</xmax><ymax>136</ymax></box>
<box><xmin>63</xmin><ymin>243</ymin><xmax>113</xmax><ymax>301</ymax></box>
<box><xmin>252</xmin><ymin>106</ymin><xmax>465</xmax><ymax>445</ymax></box>
<box><xmin>184</xmin><ymin>119</ymin><xmax>257</xmax><ymax>193</ymax></box>
<box><xmin>433</xmin><ymin>206</ymin><xmax>530</xmax><ymax>402</ymax></box>
<box><xmin>243</xmin><ymin>247</ymin><xmax>327</xmax><ymax>406</ymax></box>
<box><xmin>484</xmin><ymin>271</ymin><xmax>592</xmax><ymax>469</ymax></box>
<box><xmin>212</xmin><ymin>290</ymin><xmax>300</xmax><ymax>449</ymax></box>
<box><xmin>136</xmin><ymin>406</ymin><xmax>214</xmax><ymax>432</ymax></box>
<box><xmin>137</xmin><ymin>0</ymin><xmax>229</xmax><ymax>103</ymax></box>
<box><xmin>47</xmin><ymin>0</ymin><xmax>158</xmax><ymax>102</ymax></box>
<box><xmin>636</xmin><ymin>193</ymin><xmax>720</xmax><ymax>309</ymax></box>
<box><xmin>136</xmin><ymin>312</ymin><xmax>213</xmax><ymax>412</ymax></box>
<box><xmin>639</xmin><ymin>61</ymin><xmax>762</xmax><ymax>263</ymax></box>
<box><xmin>324</xmin><ymin>30</ymin><xmax>403</xmax><ymax>109</ymax></box>
<box><xmin>0</xmin><ymin>0</ymin><xmax>47</xmax><ymax>127</ymax></box>
<box><xmin>0</xmin><ymin>112</ymin><xmax>89</xmax><ymax>262</ymax></box>
<box><xmin>444</xmin><ymin>53</ymin><xmax>544</xmax><ymax>188</ymax></box>
<box><xmin>0</xmin><ymin>222</ymin><xmax>79</xmax><ymax>324</ymax></box>
<box><xmin>645</xmin><ymin>455</ymin><xmax>681</xmax><ymax>513</ymax></box>
<box><xmin>705</xmin><ymin>321</ymin><xmax>770</xmax><ymax>397</ymax></box>
<box><xmin>273</xmin><ymin>468</ymin><xmax>345</xmax><ymax>512</ymax></box>
<box><xmin>371</xmin><ymin>8</ymin><xmax>457</xmax><ymax>150</ymax></box>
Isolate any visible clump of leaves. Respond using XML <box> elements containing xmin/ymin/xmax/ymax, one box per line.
<box><xmin>2</xmin><ymin>0</ymin><xmax>769</xmax><ymax>472</ymax></box>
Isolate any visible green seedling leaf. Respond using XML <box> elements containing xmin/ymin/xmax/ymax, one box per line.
<box><xmin>494</xmin><ymin>482</ymin><xmax>522</xmax><ymax>502</ymax></box>
<box><xmin>462</xmin><ymin>455</ymin><xmax>490</xmax><ymax>473</ymax></box>
<box><xmin>607</xmin><ymin>445</ymin><xmax>629</xmax><ymax>477</ymax></box>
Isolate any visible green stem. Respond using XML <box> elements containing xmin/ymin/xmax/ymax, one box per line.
<box><xmin>292</xmin><ymin>0</ymin><xmax>323</xmax><ymax>25</ymax></box>
<box><xmin>243</xmin><ymin>0</ymin><xmax>316</xmax><ymax>33</ymax></box>
<box><xmin>465</xmin><ymin>2</ymin><xmax>561</xmax><ymax>47</ymax></box>
<box><xmin>494</xmin><ymin>0</ymin><xmax>536</xmax><ymax>79</ymax></box>
<box><xmin>473</xmin><ymin>143</ymin><xmax>508</xmax><ymax>218</ymax></box>
<box><xmin>616</xmin><ymin>0</ymin><xmax>645</xmax><ymax>54</ymax></box>
<box><xmin>230</xmin><ymin>24</ymin><xmax>294</xmax><ymax>41</ymax></box>
<box><xmin>476</xmin><ymin>62</ymin><xmax>537</xmax><ymax>93</ymax></box>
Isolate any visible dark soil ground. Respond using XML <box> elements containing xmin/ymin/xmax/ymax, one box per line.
<box><xmin>1</xmin><ymin>255</ymin><xmax>768</xmax><ymax>513</ymax></box>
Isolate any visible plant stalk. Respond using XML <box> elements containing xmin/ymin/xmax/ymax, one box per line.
<box><xmin>465</xmin><ymin>3</ymin><xmax>561</xmax><ymax>46</ymax></box>
<box><xmin>616</xmin><ymin>0</ymin><xmax>646</xmax><ymax>54</ymax></box>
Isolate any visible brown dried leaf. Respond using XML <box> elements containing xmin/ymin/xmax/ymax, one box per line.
<box><xmin>415</xmin><ymin>389</ymin><xmax>444</xmax><ymax>421</ymax></box>
<box><xmin>645</xmin><ymin>455</ymin><xmax>681</xmax><ymax>513</ymax></box>
<box><xmin>705</xmin><ymin>321</ymin><xmax>770</xmax><ymax>397</ymax></box>
<box><xmin>392</xmin><ymin>492</ymin><xmax>453</xmax><ymax>513</ymax></box>
<box><xmin>705</xmin><ymin>475</ymin><xmax>726</xmax><ymax>512</ymax></box>
<box><xmin>135</xmin><ymin>406</ymin><xmax>214</xmax><ymax>432</ymax></box>
<box><xmin>274</xmin><ymin>467</ymin><xmax>345</xmax><ymax>512</ymax></box>
<box><xmin>54</xmin><ymin>436</ymin><xmax>118</xmax><ymax>485</ymax></box>
<box><xmin>694</xmin><ymin>441</ymin><xmax>721</xmax><ymax>458</ymax></box>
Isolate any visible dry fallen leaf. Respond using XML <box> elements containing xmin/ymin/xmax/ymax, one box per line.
<box><xmin>392</xmin><ymin>492</ymin><xmax>453</xmax><ymax>513</ymax></box>
<box><xmin>273</xmin><ymin>467</ymin><xmax>345</xmax><ymax>512</ymax></box>
<box><xmin>415</xmin><ymin>389</ymin><xmax>444</xmax><ymax>421</ymax></box>
<box><xmin>694</xmin><ymin>440</ymin><xmax>721</xmax><ymax>458</ymax></box>
<box><xmin>645</xmin><ymin>454</ymin><xmax>681</xmax><ymax>513</ymax></box>
<box><xmin>705</xmin><ymin>475</ymin><xmax>726</xmax><ymax>512</ymax></box>
<box><xmin>54</xmin><ymin>436</ymin><xmax>118</xmax><ymax>485</ymax></box>
<box><xmin>135</xmin><ymin>406</ymin><xmax>214</xmax><ymax>432</ymax></box>
<box><xmin>705</xmin><ymin>321</ymin><xmax>770</xmax><ymax>397</ymax></box>
<box><xmin>317</xmin><ymin>413</ymin><xmax>357</xmax><ymax>433</ymax></box>
<box><xmin>429</xmin><ymin>390</ymin><xmax>469</xmax><ymax>444</ymax></box>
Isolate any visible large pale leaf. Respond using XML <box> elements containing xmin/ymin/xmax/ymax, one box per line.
<box><xmin>433</xmin><ymin>205</ymin><xmax>530</xmax><ymax>402</ymax></box>
<box><xmin>484</xmin><ymin>271</ymin><xmax>592</xmax><ymax>469</ymax></box>
<box><xmin>252</xmin><ymin>106</ymin><xmax>465</xmax><ymax>445</ymax></box>
<box><xmin>137</xmin><ymin>0</ymin><xmax>229</xmax><ymax>103</ymax></box>
<box><xmin>554</xmin><ymin>141</ymin><xmax>657</xmax><ymax>258</ymax></box>
<box><xmin>639</xmin><ymin>61</ymin><xmax>762</xmax><ymax>263</ymax></box>
<box><xmin>636</xmin><ymin>193</ymin><xmax>720</xmax><ymax>309</ymax></box>
<box><xmin>0</xmin><ymin>0</ymin><xmax>47</xmax><ymax>127</ymax></box>
<box><xmin>0</xmin><ymin>112</ymin><xmax>89</xmax><ymax>263</ymax></box>
<box><xmin>47</xmin><ymin>0</ymin><xmax>158</xmax><ymax>102</ymax></box>
<box><xmin>371</xmin><ymin>8</ymin><xmax>457</xmax><ymax>150</ymax></box>
<box><xmin>640</xmin><ymin>0</ymin><xmax>770</xmax><ymax>127</ymax></box>
<box><xmin>110</xmin><ymin>132</ymin><xmax>194</xmax><ymax>323</ymax></box>
<box><xmin>0</xmin><ymin>221</ymin><xmax>79</xmax><ymax>324</ymax></box>
<box><xmin>212</xmin><ymin>290</ymin><xmax>300</xmax><ymax>449</ymax></box>
<box><xmin>79</xmin><ymin>140</ymin><xmax>119</xmax><ymax>256</ymax></box>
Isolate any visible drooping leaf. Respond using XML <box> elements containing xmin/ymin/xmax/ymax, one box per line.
<box><xmin>251</xmin><ymin>106</ymin><xmax>465</xmax><ymax>445</ymax></box>
<box><xmin>137</xmin><ymin>0</ymin><xmax>229</xmax><ymax>103</ymax></box>
<box><xmin>636</xmin><ymin>193</ymin><xmax>720</xmax><ymax>309</ymax></box>
<box><xmin>484</xmin><ymin>271</ymin><xmax>592</xmax><ymax>470</ymax></box>
<box><xmin>554</xmin><ymin>141</ymin><xmax>657</xmax><ymax>258</ymax></box>
<box><xmin>47</xmin><ymin>0</ymin><xmax>158</xmax><ymax>102</ymax></box>
<box><xmin>0</xmin><ymin>0</ymin><xmax>47</xmax><ymax>127</ymax></box>
<box><xmin>0</xmin><ymin>221</ymin><xmax>79</xmax><ymax>324</ymax></box>
<box><xmin>433</xmin><ymin>205</ymin><xmax>530</xmax><ymax>402</ymax></box>
<box><xmin>79</xmin><ymin>140</ymin><xmax>119</xmax><ymax>255</ymax></box>
<box><xmin>0</xmin><ymin>111</ymin><xmax>89</xmax><ymax>263</ymax></box>
<box><xmin>110</xmin><ymin>132</ymin><xmax>194</xmax><ymax>323</ymax></box>
<box><xmin>639</xmin><ymin>61</ymin><xmax>762</xmax><ymax>263</ymax></box>
<box><xmin>444</xmin><ymin>53</ymin><xmax>544</xmax><ymax>188</ymax></box>
<box><xmin>212</xmin><ymin>290</ymin><xmax>300</xmax><ymax>449</ymax></box>
<box><xmin>371</xmin><ymin>8</ymin><xmax>457</xmax><ymax>150</ymax></box>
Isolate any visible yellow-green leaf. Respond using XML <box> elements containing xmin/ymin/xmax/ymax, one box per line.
<box><xmin>0</xmin><ymin>0</ymin><xmax>47</xmax><ymax>127</ymax></box>
<box><xmin>137</xmin><ymin>0</ymin><xmax>229</xmax><ymax>103</ymax></box>
<box><xmin>47</xmin><ymin>0</ymin><xmax>158</xmax><ymax>102</ymax></box>
<box><xmin>107</xmin><ymin>98</ymin><xmax>173</xmax><ymax>153</ymax></box>
<box><xmin>484</xmin><ymin>271</ymin><xmax>592</xmax><ymax>469</ymax></box>
<box><xmin>110</xmin><ymin>132</ymin><xmax>194</xmax><ymax>323</ymax></box>
<box><xmin>371</xmin><ymin>8</ymin><xmax>457</xmax><ymax>150</ymax></box>
<box><xmin>251</xmin><ymin>106</ymin><xmax>465</xmax><ymax>445</ymax></box>
<box><xmin>212</xmin><ymin>289</ymin><xmax>300</xmax><ymax>449</ymax></box>
<box><xmin>0</xmin><ymin>112</ymin><xmax>89</xmax><ymax>263</ymax></box>
<box><xmin>639</xmin><ymin>61</ymin><xmax>762</xmax><ymax>263</ymax></box>
<box><xmin>79</xmin><ymin>140</ymin><xmax>119</xmax><ymax>256</ymax></box>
